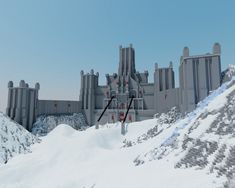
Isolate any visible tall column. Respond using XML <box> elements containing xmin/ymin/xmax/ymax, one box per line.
<box><xmin>88</xmin><ymin>71</ymin><xmax>95</xmax><ymax>125</ymax></box>
<box><xmin>21</xmin><ymin>85</ymin><xmax>28</xmax><ymax>128</ymax></box>
<box><xmin>128</xmin><ymin>46</ymin><xmax>132</xmax><ymax>76</ymax></box>
<box><xmin>28</xmin><ymin>90</ymin><xmax>35</xmax><ymax>131</ymax></box>
<box><xmin>83</xmin><ymin>75</ymin><xmax>88</xmax><ymax>109</ymax></box>
<box><xmin>118</xmin><ymin>46</ymin><xmax>123</xmax><ymax>76</ymax></box>
<box><xmin>154</xmin><ymin>63</ymin><xmax>159</xmax><ymax>112</ymax></box>
<box><xmin>34</xmin><ymin>83</ymin><xmax>40</xmax><ymax>124</ymax></box>
<box><xmin>14</xmin><ymin>80</ymin><xmax>25</xmax><ymax>123</ymax></box>
<box><xmin>169</xmin><ymin>62</ymin><xmax>173</xmax><ymax>89</ymax></box>
<box><xmin>162</xmin><ymin>69</ymin><xmax>166</xmax><ymax>91</ymax></box>
<box><xmin>6</xmin><ymin>81</ymin><xmax>13</xmax><ymax>116</ymax></box>
<box><xmin>79</xmin><ymin>70</ymin><xmax>84</xmax><ymax>108</ymax></box>
<box><xmin>124</xmin><ymin>48</ymin><xmax>127</xmax><ymax>76</ymax></box>
<box><xmin>10</xmin><ymin>88</ymin><xmax>16</xmax><ymax>119</ymax></box>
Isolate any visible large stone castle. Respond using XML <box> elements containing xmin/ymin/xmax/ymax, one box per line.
<box><xmin>6</xmin><ymin>43</ymin><xmax>223</xmax><ymax>131</ymax></box>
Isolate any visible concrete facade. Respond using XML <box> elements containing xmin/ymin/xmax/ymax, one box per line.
<box><xmin>6</xmin><ymin>43</ymin><xmax>222</xmax><ymax>130</ymax></box>
<box><xmin>38</xmin><ymin>100</ymin><xmax>82</xmax><ymax>116</ymax></box>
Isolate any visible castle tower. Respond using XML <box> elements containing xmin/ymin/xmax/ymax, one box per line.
<box><xmin>80</xmin><ymin>70</ymin><xmax>99</xmax><ymax>126</ymax></box>
<box><xmin>154</xmin><ymin>62</ymin><xmax>175</xmax><ymax>112</ymax></box>
<box><xmin>179</xmin><ymin>44</ymin><xmax>221</xmax><ymax>113</ymax></box>
<box><xmin>213</xmin><ymin>42</ymin><xmax>221</xmax><ymax>54</ymax></box>
<box><xmin>154</xmin><ymin>62</ymin><xmax>175</xmax><ymax>92</ymax></box>
<box><xmin>6</xmin><ymin>80</ymin><xmax>40</xmax><ymax>131</ymax></box>
<box><xmin>118</xmin><ymin>44</ymin><xmax>136</xmax><ymax>78</ymax></box>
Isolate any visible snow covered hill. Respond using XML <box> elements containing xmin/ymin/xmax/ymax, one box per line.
<box><xmin>0</xmin><ymin>112</ymin><xmax>40</xmax><ymax>165</ymax></box>
<box><xmin>1</xmin><ymin>78</ymin><xmax>235</xmax><ymax>187</ymax></box>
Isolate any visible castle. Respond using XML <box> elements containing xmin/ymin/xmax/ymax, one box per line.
<box><xmin>6</xmin><ymin>43</ymin><xmax>222</xmax><ymax>131</ymax></box>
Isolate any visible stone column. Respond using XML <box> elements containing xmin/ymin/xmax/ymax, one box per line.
<box><xmin>21</xmin><ymin>84</ymin><xmax>28</xmax><ymax>129</ymax></box>
<box><xmin>118</xmin><ymin>45</ymin><xmax>123</xmax><ymax>76</ymax></box>
<box><xmin>10</xmin><ymin>88</ymin><xmax>16</xmax><ymax>119</ymax></box>
<box><xmin>6</xmin><ymin>81</ymin><xmax>13</xmax><ymax>116</ymax></box>
<box><xmin>28</xmin><ymin>90</ymin><xmax>35</xmax><ymax>131</ymax></box>
<box><xmin>14</xmin><ymin>80</ymin><xmax>25</xmax><ymax>123</ymax></box>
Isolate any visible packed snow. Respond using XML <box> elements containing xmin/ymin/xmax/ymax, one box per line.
<box><xmin>0</xmin><ymin>112</ymin><xmax>39</xmax><ymax>165</ymax></box>
<box><xmin>1</xmin><ymin>78</ymin><xmax>235</xmax><ymax>187</ymax></box>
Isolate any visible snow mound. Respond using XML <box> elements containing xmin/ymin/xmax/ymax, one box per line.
<box><xmin>32</xmin><ymin>113</ymin><xmax>87</xmax><ymax>136</ymax></box>
<box><xmin>48</xmin><ymin>124</ymin><xmax>76</xmax><ymax>137</ymax></box>
<box><xmin>0</xmin><ymin>112</ymin><xmax>40</xmax><ymax>165</ymax></box>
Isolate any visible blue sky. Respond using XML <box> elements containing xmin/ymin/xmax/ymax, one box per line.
<box><xmin>0</xmin><ymin>0</ymin><xmax>235</xmax><ymax>111</ymax></box>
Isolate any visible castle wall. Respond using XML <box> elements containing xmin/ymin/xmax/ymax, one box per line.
<box><xmin>179</xmin><ymin>58</ymin><xmax>197</xmax><ymax>113</ymax></box>
<box><xmin>6</xmin><ymin>43</ymin><xmax>222</xmax><ymax>131</ymax></box>
<box><xmin>37</xmin><ymin>100</ymin><xmax>82</xmax><ymax>116</ymax></box>
<box><xmin>141</xmin><ymin>83</ymin><xmax>154</xmax><ymax>109</ymax></box>
<box><xmin>94</xmin><ymin>109</ymin><xmax>139</xmax><ymax>125</ymax></box>
<box><xmin>179</xmin><ymin>44</ymin><xmax>221</xmax><ymax>113</ymax></box>
<box><xmin>136</xmin><ymin>109</ymin><xmax>156</xmax><ymax>121</ymax></box>
<box><xmin>95</xmin><ymin>86</ymin><xmax>107</xmax><ymax>109</ymax></box>
<box><xmin>211</xmin><ymin>56</ymin><xmax>221</xmax><ymax>89</ymax></box>
<box><xmin>154</xmin><ymin>62</ymin><xmax>177</xmax><ymax>113</ymax></box>
<box><xmin>80</xmin><ymin>70</ymin><xmax>99</xmax><ymax>126</ymax></box>
<box><xmin>155</xmin><ymin>88</ymin><xmax>180</xmax><ymax>113</ymax></box>
<box><xmin>137</xmin><ymin>72</ymin><xmax>148</xmax><ymax>83</ymax></box>
<box><xmin>6</xmin><ymin>81</ymin><xmax>39</xmax><ymax>131</ymax></box>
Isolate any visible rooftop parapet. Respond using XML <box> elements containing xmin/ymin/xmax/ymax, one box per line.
<box><xmin>7</xmin><ymin>80</ymin><xmax>40</xmax><ymax>90</ymax></box>
<box><xmin>181</xmin><ymin>43</ymin><xmax>221</xmax><ymax>62</ymax></box>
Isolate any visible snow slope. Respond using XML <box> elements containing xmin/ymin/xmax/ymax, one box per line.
<box><xmin>1</xmin><ymin>79</ymin><xmax>235</xmax><ymax>187</ymax></box>
<box><xmin>0</xmin><ymin>112</ymin><xmax>40</xmax><ymax>165</ymax></box>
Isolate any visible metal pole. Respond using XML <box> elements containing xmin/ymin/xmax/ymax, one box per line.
<box><xmin>121</xmin><ymin>96</ymin><xmax>134</xmax><ymax>135</ymax></box>
<box><xmin>123</xmin><ymin>96</ymin><xmax>134</xmax><ymax>123</ymax></box>
<box><xmin>96</xmin><ymin>96</ymin><xmax>115</xmax><ymax>129</ymax></box>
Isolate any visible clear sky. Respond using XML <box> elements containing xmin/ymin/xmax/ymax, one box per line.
<box><xmin>0</xmin><ymin>0</ymin><xmax>235</xmax><ymax>112</ymax></box>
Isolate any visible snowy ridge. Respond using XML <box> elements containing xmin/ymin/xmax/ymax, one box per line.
<box><xmin>133</xmin><ymin>77</ymin><xmax>235</xmax><ymax>186</ymax></box>
<box><xmin>32</xmin><ymin>113</ymin><xmax>87</xmax><ymax>136</ymax></box>
<box><xmin>0</xmin><ymin>112</ymin><xmax>40</xmax><ymax>165</ymax></box>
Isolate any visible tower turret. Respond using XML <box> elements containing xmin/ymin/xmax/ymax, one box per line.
<box><xmin>80</xmin><ymin>70</ymin><xmax>99</xmax><ymax>126</ymax></box>
<box><xmin>118</xmin><ymin>44</ymin><xmax>136</xmax><ymax>78</ymax></box>
<box><xmin>213</xmin><ymin>42</ymin><xmax>221</xmax><ymax>54</ymax></box>
<box><xmin>6</xmin><ymin>80</ymin><xmax>40</xmax><ymax>131</ymax></box>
